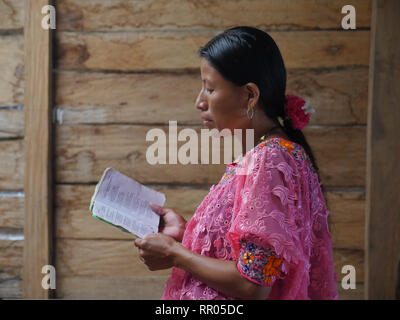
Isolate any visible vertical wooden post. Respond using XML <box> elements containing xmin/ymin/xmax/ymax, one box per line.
<box><xmin>365</xmin><ymin>0</ymin><xmax>400</xmax><ymax>300</ymax></box>
<box><xmin>23</xmin><ymin>0</ymin><xmax>54</xmax><ymax>299</ymax></box>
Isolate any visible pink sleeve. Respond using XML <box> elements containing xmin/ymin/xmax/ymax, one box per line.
<box><xmin>227</xmin><ymin>145</ymin><xmax>306</xmax><ymax>277</ymax></box>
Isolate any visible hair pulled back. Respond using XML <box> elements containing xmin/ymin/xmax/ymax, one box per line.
<box><xmin>198</xmin><ymin>26</ymin><xmax>320</xmax><ymax>176</ymax></box>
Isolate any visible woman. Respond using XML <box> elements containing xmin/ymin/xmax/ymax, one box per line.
<box><xmin>134</xmin><ymin>26</ymin><xmax>338</xmax><ymax>300</ymax></box>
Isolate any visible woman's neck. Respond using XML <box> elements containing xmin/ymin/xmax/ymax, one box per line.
<box><xmin>239</xmin><ymin>124</ymin><xmax>288</xmax><ymax>155</ymax></box>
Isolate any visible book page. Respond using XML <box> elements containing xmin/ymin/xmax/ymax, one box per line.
<box><xmin>90</xmin><ymin>168</ymin><xmax>165</xmax><ymax>238</ymax></box>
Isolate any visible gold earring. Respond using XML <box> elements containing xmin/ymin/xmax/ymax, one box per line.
<box><xmin>247</xmin><ymin>107</ymin><xmax>255</xmax><ymax>120</ymax></box>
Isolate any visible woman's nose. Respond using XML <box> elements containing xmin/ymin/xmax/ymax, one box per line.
<box><xmin>195</xmin><ymin>92</ymin><xmax>208</xmax><ymax>111</ymax></box>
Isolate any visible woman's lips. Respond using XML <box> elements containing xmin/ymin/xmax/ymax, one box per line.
<box><xmin>201</xmin><ymin>115</ymin><xmax>213</xmax><ymax>126</ymax></box>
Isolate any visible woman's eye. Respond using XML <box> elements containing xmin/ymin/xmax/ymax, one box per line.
<box><xmin>206</xmin><ymin>88</ymin><xmax>214</xmax><ymax>93</ymax></box>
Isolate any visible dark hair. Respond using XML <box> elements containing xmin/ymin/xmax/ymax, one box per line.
<box><xmin>197</xmin><ymin>26</ymin><xmax>321</xmax><ymax>181</ymax></box>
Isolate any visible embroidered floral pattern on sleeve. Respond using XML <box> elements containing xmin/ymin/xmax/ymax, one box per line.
<box><xmin>237</xmin><ymin>239</ymin><xmax>285</xmax><ymax>287</ymax></box>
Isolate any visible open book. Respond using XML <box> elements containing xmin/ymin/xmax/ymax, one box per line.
<box><xmin>89</xmin><ymin>168</ymin><xmax>166</xmax><ymax>238</ymax></box>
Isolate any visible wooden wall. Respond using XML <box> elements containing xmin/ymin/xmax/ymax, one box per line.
<box><xmin>52</xmin><ymin>0</ymin><xmax>370</xmax><ymax>300</ymax></box>
<box><xmin>0</xmin><ymin>0</ymin><xmax>371</xmax><ymax>299</ymax></box>
<box><xmin>0</xmin><ymin>0</ymin><xmax>24</xmax><ymax>298</ymax></box>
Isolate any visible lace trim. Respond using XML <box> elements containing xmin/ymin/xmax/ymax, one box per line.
<box><xmin>219</xmin><ymin>137</ymin><xmax>315</xmax><ymax>186</ymax></box>
<box><xmin>259</xmin><ymin>138</ymin><xmax>316</xmax><ymax>173</ymax></box>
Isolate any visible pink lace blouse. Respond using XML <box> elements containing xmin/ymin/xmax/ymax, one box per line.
<box><xmin>161</xmin><ymin>137</ymin><xmax>339</xmax><ymax>300</ymax></box>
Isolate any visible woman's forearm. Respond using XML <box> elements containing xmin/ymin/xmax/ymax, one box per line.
<box><xmin>170</xmin><ymin>241</ymin><xmax>271</xmax><ymax>300</ymax></box>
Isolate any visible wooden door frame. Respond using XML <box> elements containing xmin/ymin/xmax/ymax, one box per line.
<box><xmin>23</xmin><ymin>0</ymin><xmax>54</xmax><ymax>299</ymax></box>
<box><xmin>365</xmin><ymin>0</ymin><xmax>400</xmax><ymax>300</ymax></box>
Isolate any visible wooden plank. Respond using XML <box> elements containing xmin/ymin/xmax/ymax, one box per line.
<box><xmin>0</xmin><ymin>108</ymin><xmax>24</xmax><ymax>138</ymax></box>
<box><xmin>0</xmin><ymin>277</ymin><xmax>22</xmax><ymax>299</ymax></box>
<box><xmin>54</xmin><ymin>185</ymin><xmax>364</xmax><ymax>250</ymax></box>
<box><xmin>0</xmin><ymin>0</ymin><xmax>24</xmax><ymax>31</ymax></box>
<box><xmin>0</xmin><ymin>35</ymin><xmax>24</xmax><ymax>106</ymax></box>
<box><xmin>365</xmin><ymin>0</ymin><xmax>400</xmax><ymax>300</ymax></box>
<box><xmin>56</xmin><ymin>275</ymin><xmax>169</xmax><ymax>299</ymax></box>
<box><xmin>333</xmin><ymin>249</ymin><xmax>364</xmax><ymax>283</ymax></box>
<box><xmin>56</xmin><ymin>30</ymin><xmax>370</xmax><ymax>71</ymax></box>
<box><xmin>305</xmin><ymin>126</ymin><xmax>366</xmax><ymax>188</ymax></box>
<box><xmin>56</xmin><ymin>239</ymin><xmax>363</xmax><ymax>281</ymax></box>
<box><xmin>55</xmin><ymin>184</ymin><xmax>207</xmax><ymax>240</ymax></box>
<box><xmin>288</xmin><ymin>68</ymin><xmax>368</xmax><ymax>126</ymax></box>
<box><xmin>327</xmin><ymin>191</ymin><xmax>365</xmax><ymax>250</ymax></box>
<box><xmin>23</xmin><ymin>0</ymin><xmax>53</xmax><ymax>299</ymax></box>
<box><xmin>0</xmin><ymin>195</ymin><xmax>24</xmax><ymax>228</ymax></box>
<box><xmin>55</xmin><ymin>67</ymin><xmax>368</xmax><ymax>126</ymax></box>
<box><xmin>55</xmin><ymin>0</ymin><xmax>371</xmax><ymax>31</ymax></box>
<box><xmin>0</xmin><ymin>239</ymin><xmax>23</xmax><ymax>299</ymax></box>
<box><xmin>56</xmin><ymin>276</ymin><xmax>364</xmax><ymax>300</ymax></box>
<box><xmin>0</xmin><ymin>34</ymin><xmax>24</xmax><ymax>140</ymax></box>
<box><xmin>0</xmin><ymin>139</ymin><xmax>24</xmax><ymax>190</ymax></box>
<box><xmin>55</xmin><ymin>124</ymin><xmax>227</xmax><ymax>185</ymax></box>
<box><xmin>338</xmin><ymin>283</ymin><xmax>364</xmax><ymax>300</ymax></box>
<box><xmin>55</xmin><ymin>239</ymin><xmax>171</xmax><ymax>277</ymax></box>
<box><xmin>0</xmin><ymin>240</ymin><xmax>23</xmax><ymax>271</ymax></box>
<box><xmin>55</xmin><ymin>125</ymin><xmax>366</xmax><ymax>187</ymax></box>
<box><xmin>54</xmin><ymin>72</ymin><xmax>202</xmax><ymax>125</ymax></box>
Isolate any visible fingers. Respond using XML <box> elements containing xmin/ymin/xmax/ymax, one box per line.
<box><xmin>134</xmin><ymin>239</ymin><xmax>145</xmax><ymax>260</ymax></box>
<box><xmin>136</xmin><ymin>241</ymin><xmax>148</xmax><ymax>263</ymax></box>
<box><xmin>134</xmin><ymin>234</ymin><xmax>156</xmax><ymax>249</ymax></box>
<box><xmin>149</xmin><ymin>202</ymin><xmax>167</xmax><ymax>216</ymax></box>
<box><xmin>138</xmin><ymin>248</ymin><xmax>146</xmax><ymax>262</ymax></box>
<box><xmin>137</xmin><ymin>248</ymin><xmax>166</xmax><ymax>271</ymax></box>
<box><xmin>137</xmin><ymin>245</ymin><xmax>155</xmax><ymax>266</ymax></box>
<box><xmin>134</xmin><ymin>237</ymin><xmax>148</xmax><ymax>250</ymax></box>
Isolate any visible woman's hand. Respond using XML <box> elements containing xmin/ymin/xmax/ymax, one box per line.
<box><xmin>135</xmin><ymin>232</ymin><xmax>272</xmax><ymax>299</ymax></box>
<box><xmin>134</xmin><ymin>233</ymin><xmax>178</xmax><ymax>271</ymax></box>
<box><xmin>149</xmin><ymin>203</ymin><xmax>187</xmax><ymax>242</ymax></box>
<box><xmin>134</xmin><ymin>204</ymin><xmax>186</xmax><ymax>271</ymax></box>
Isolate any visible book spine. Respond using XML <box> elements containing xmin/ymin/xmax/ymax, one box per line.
<box><xmin>89</xmin><ymin>167</ymin><xmax>112</xmax><ymax>212</ymax></box>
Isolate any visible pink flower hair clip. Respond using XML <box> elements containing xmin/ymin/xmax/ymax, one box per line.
<box><xmin>283</xmin><ymin>94</ymin><xmax>315</xmax><ymax>130</ymax></box>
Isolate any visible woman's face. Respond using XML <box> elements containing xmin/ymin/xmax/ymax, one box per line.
<box><xmin>195</xmin><ymin>58</ymin><xmax>249</xmax><ymax>133</ymax></box>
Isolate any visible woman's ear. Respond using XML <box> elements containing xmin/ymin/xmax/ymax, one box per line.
<box><xmin>244</xmin><ymin>82</ymin><xmax>260</xmax><ymax>109</ymax></box>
